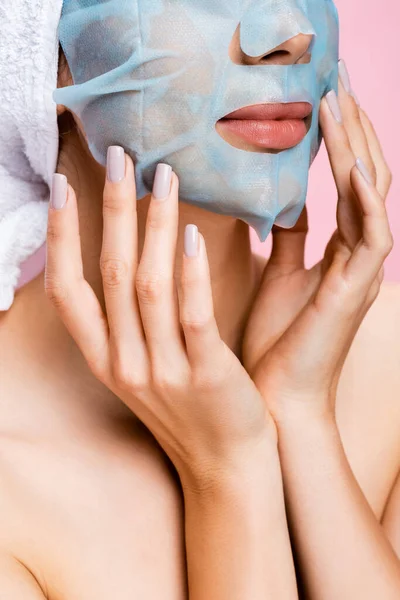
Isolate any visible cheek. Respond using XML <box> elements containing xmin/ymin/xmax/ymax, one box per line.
<box><xmin>72</xmin><ymin>16</ymin><xmax>137</xmax><ymax>82</ymax></box>
<box><xmin>66</xmin><ymin>110</ymin><xmax>88</xmax><ymax>145</ymax></box>
<box><xmin>80</xmin><ymin>94</ymin><xmax>135</xmax><ymax>160</ymax></box>
<box><xmin>145</xmin><ymin>7</ymin><xmax>218</xmax><ymax>92</ymax></box>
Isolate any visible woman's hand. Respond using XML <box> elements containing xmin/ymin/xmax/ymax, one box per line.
<box><xmin>243</xmin><ymin>65</ymin><xmax>400</xmax><ymax>600</ymax></box>
<box><xmin>45</xmin><ymin>153</ymin><xmax>299</xmax><ymax>600</ymax></box>
<box><xmin>44</xmin><ymin>155</ymin><xmax>274</xmax><ymax>488</ymax></box>
<box><xmin>243</xmin><ymin>75</ymin><xmax>393</xmax><ymax>422</ymax></box>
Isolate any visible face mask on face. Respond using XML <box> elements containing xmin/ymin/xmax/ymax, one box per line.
<box><xmin>54</xmin><ymin>0</ymin><xmax>339</xmax><ymax>241</ymax></box>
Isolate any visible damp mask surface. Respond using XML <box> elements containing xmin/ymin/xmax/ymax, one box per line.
<box><xmin>54</xmin><ymin>0</ymin><xmax>339</xmax><ymax>241</ymax></box>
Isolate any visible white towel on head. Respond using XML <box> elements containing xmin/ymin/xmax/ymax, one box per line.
<box><xmin>0</xmin><ymin>0</ymin><xmax>63</xmax><ymax>311</ymax></box>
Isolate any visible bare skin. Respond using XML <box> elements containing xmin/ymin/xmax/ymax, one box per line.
<box><xmin>0</xmin><ymin>130</ymin><xmax>261</xmax><ymax>598</ymax></box>
<box><xmin>0</xmin><ymin>36</ymin><xmax>399</xmax><ymax>599</ymax></box>
<box><xmin>0</xmin><ymin>165</ymin><xmax>399</xmax><ymax>598</ymax></box>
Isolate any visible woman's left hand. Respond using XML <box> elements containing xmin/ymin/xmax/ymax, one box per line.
<box><xmin>243</xmin><ymin>76</ymin><xmax>393</xmax><ymax>422</ymax></box>
<box><xmin>45</xmin><ymin>154</ymin><xmax>277</xmax><ymax>490</ymax></box>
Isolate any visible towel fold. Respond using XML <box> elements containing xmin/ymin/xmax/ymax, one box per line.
<box><xmin>0</xmin><ymin>0</ymin><xmax>63</xmax><ymax>310</ymax></box>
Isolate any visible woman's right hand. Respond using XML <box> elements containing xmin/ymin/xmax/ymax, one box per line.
<box><xmin>242</xmin><ymin>83</ymin><xmax>393</xmax><ymax>423</ymax></box>
<box><xmin>44</xmin><ymin>153</ymin><xmax>274</xmax><ymax>489</ymax></box>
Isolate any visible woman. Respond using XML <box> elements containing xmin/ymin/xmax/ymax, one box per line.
<box><xmin>0</xmin><ymin>0</ymin><xmax>399</xmax><ymax>598</ymax></box>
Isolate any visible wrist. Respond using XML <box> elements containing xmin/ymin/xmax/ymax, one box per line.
<box><xmin>275</xmin><ymin>402</ymin><xmax>340</xmax><ymax>446</ymax></box>
<box><xmin>268</xmin><ymin>391</ymin><xmax>336</xmax><ymax>431</ymax></box>
<box><xmin>179</xmin><ymin>434</ymin><xmax>281</xmax><ymax>499</ymax></box>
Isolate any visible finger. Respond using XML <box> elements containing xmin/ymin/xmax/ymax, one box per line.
<box><xmin>45</xmin><ymin>175</ymin><xmax>109</xmax><ymax>375</ymax></box>
<box><xmin>339</xmin><ymin>59</ymin><xmax>392</xmax><ymax>199</ymax></box>
<box><xmin>136</xmin><ymin>165</ymin><xmax>186</xmax><ymax>367</ymax></box>
<box><xmin>359</xmin><ymin>109</ymin><xmax>392</xmax><ymax>199</ymax></box>
<box><xmin>267</xmin><ymin>207</ymin><xmax>308</xmax><ymax>275</ymax></box>
<box><xmin>320</xmin><ymin>91</ymin><xmax>355</xmax><ymax>196</ymax></box>
<box><xmin>101</xmin><ymin>147</ymin><xmax>147</xmax><ymax>363</ymax></box>
<box><xmin>345</xmin><ymin>160</ymin><xmax>394</xmax><ymax>287</ymax></box>
<box><xmin>320</xmin><ymin>91</ymin><xmax>362</xmax><ymax>249</ymax></box>
<box><xmin>338</xmin><ymin>62</ymin><xmax>376</xmax><ymax>185</ymax></box>
<box><xmin>179</xmin><ymin>229</ymin><xmax>224</xmax><ymax>367</ymax></box>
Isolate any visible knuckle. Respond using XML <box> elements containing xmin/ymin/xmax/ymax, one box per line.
<box><xmin>383</xmin><ymin>166</ymin><xmax>393</xmax><ymax>188</ymax></box>
<box><xmin>88</xmin><ymin>356</ymin><xmax>107</xmax><ymax>382</ymax></box>
<box><xmin>180</xmin><ymin>272</ymin><xmax>196</xmax><ymax>289</ymax></box>
<box><xmin>377</xmin><ymin>234</ymin><xmax>394</xmax><ymax>258</ymax></box>
<box><xmin>46</xmin><ymin>222</ymin><xmax>62</xmax><ymax>244</ymax></box>
<box><xmin>347</xmin><ymin>98</ymin><xmax>362</xmax><ymax>123</ymax></box>
<box><xmin>181</xmin><ymin>313</ymin><xmax>213</xmax><ymax>335</ymax></box>
<box><xmin>365</xmin><ymin>280</ymin><xmax>381</xmax><ymax>307</ymax></box>
<box><xmin>388</xmin><ymin>232</ymin><xmax>395</xmax><ymax>253</ymax></box>
<box><xmin>317</xmin><ymin>274</ymin><xmax>358</xmax><ymax>316</ymax></box>
<box><xmin>111</xmin><ymin>358</ymin><xmax>148</xmax><ymax>395</ymax></box>
<box><xmin>146</xmin><ymin>210</ymin><xmax>165</xmax><ymax>231</ymax></box>
<box><xmin>100</xmin><ymin>254</ymin><xmax>129</xmax><ymax>288</ymax></box>
<box><xmin>135</xmin><ymin>271</ymin><xmax>168</xmax><ymax>303</ymax></box>
<box><xmin>103</xmin><ymin>188</ymin><xmax>125</xmax><ymax>215</ymax></box>
<box><xmin>371</xmin><ymin>280</ymin><xmax>381</xmax><ymax>302</ymax></box>
<box><xmin>128</xmin><ymin>376</ymin><xmax>149</xmax><ymax>398</ymax></box>
<box><xmin>85</xmin><ymin>348</ymin><xmax>109</xmax><ymax>383</ymax></box>
<box><xmin>151</xmin><ymin>368</ymin><xmax>179</xmax><ymax>393</ymax></box>
<box><xmin>44</xmin><ymin>276</ymin><xmax>70</xmax><ymax>308</ymax></box>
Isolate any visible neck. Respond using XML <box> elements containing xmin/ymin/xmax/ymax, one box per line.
<box><xmin>0</xmin><ymin>127</ymin><xmax>263</xmax><ymax>424</ymax></box>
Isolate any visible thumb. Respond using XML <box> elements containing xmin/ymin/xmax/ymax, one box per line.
<box><xmin>266</xmin><ymin>206</ymin><xmax>309</xmax><ymax>275</ymax></box>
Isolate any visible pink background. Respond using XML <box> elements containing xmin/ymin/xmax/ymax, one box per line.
<box><xmin>18</xmin><ymin>0</ymin><xmax>399</xmax><ymax>289</ymax></box>
<box><xmin>252</xmin><ymin>0</ymin><xmax>399</xmax><ymax>281</ymax></box>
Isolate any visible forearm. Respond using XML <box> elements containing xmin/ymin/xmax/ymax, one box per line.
<box><xmin>181</xmin><ymin>443</ymin><xmax>298</xmax><ymax>600</ymax></box>
<box><xmin>277</xmin><ymin>410</ymin><xmax>400</xmax><ymax>600</ymax></box>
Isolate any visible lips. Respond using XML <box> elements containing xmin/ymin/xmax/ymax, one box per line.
<box><xmin>216</xmin><ymin>102</ymin><xmax>312</xmax><ymax>151</ymax></box>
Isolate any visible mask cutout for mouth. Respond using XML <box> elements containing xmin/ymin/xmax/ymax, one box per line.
<box><xmin>54</xmin><ymin>0</ymin><xmax>339</xmax><ymax>241</ymax></box>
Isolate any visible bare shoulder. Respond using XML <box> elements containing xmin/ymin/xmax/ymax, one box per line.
<box><xmin>338</xmin><ymin>281</ymin><xmax>400</xmax><ymax>420</ymax></box>
<box><xmin>345</xmin><ymin>281</ymin><xmax>400</xmax><ymax>394</ymax></box>
<box><xmin>362</xmin><ymin>281</ymin><xmax>400</xmax><ymax>336</ymax></box>
<box><xmin>0</xmin><ymin>422</ymin><xmax>186</xmax><ymax>598</ymax></box>
<box><xmin>337</xmin><ymin>282</ymin><xmax>400</xmax><ymax>514</ymax></box>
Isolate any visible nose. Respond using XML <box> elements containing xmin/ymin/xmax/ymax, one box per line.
<box><xmin>229</xmin><ymin>29</ymin><xmax>313</xmax><ymax>66</ymax></box>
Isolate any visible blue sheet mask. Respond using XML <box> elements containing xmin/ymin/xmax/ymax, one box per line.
<box><xmin>54</xmin><ymin>0</ymin><xmax>339</xmax><ymax>241</ymax></box>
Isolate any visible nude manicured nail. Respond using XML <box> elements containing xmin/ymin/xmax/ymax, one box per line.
<box><xmin>153</xmin><ymin>163</ymin><xmax>172</xmax><ymax>200</ymax></box>
<box><xmin>338</xmin><ymin>59</ymin><xmax>352</xmax><ymax>94</ymax></box>
<box><xmin>184</xmin><ymin>224</ymin><xmax>199</xmax><ymax>258</ymax></box>
<box><xmin>356</xmin><ymin>157</ymin><xmax>373</xmax><ymax>184</ymax></box>
<box><xmin>50</xmin><ymin>174</ymin><xmax>68</xmax><ymax>210</ymax></box>
<box><xmin>326</xmin><ymin>90</ymin><xmax>342</xmax><ymax>124</ymax></box>
<box><xmin>107</xmin><ymin>146</ymin><xmax>125</xmax><ymax>183</ymax></box>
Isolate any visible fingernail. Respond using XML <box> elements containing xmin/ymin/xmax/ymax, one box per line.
<box><xmin>356</xmin><ymin>157</ymin><xmax>373</xmax><ymax>184</ymax></box>
<box><xmin>107</xmin><ymin>146</ymin><xmax>125</xmax><ymax>183</ymax></box>
<box><xmin>338</xmin><ymin>59</ymin><xmax>352</xmax><ymax>94</ymax></box>
<box><xmin>326</xmin><ymin>90</ymin><xmax>342</xmax><ymax>124</ymax></box>
<box><xmin>50</xmin><ymin>174</ymin><xmax>68</xmax><ymax>210</ymax></box>
<box><xmin>153</xmin><ymin>163</ymin><xmax>172</xmax><ymax>200</ymax></box>
<box><xmin>184</xmin><ymin>224</ymin><xmax>199</xmax><ymax>258</ymax></box>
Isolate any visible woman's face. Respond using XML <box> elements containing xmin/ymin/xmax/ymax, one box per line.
<box><xmin>55</xmin><ymin>0</ymin><xmax>339</xmax><ymax>241</ymax></box>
